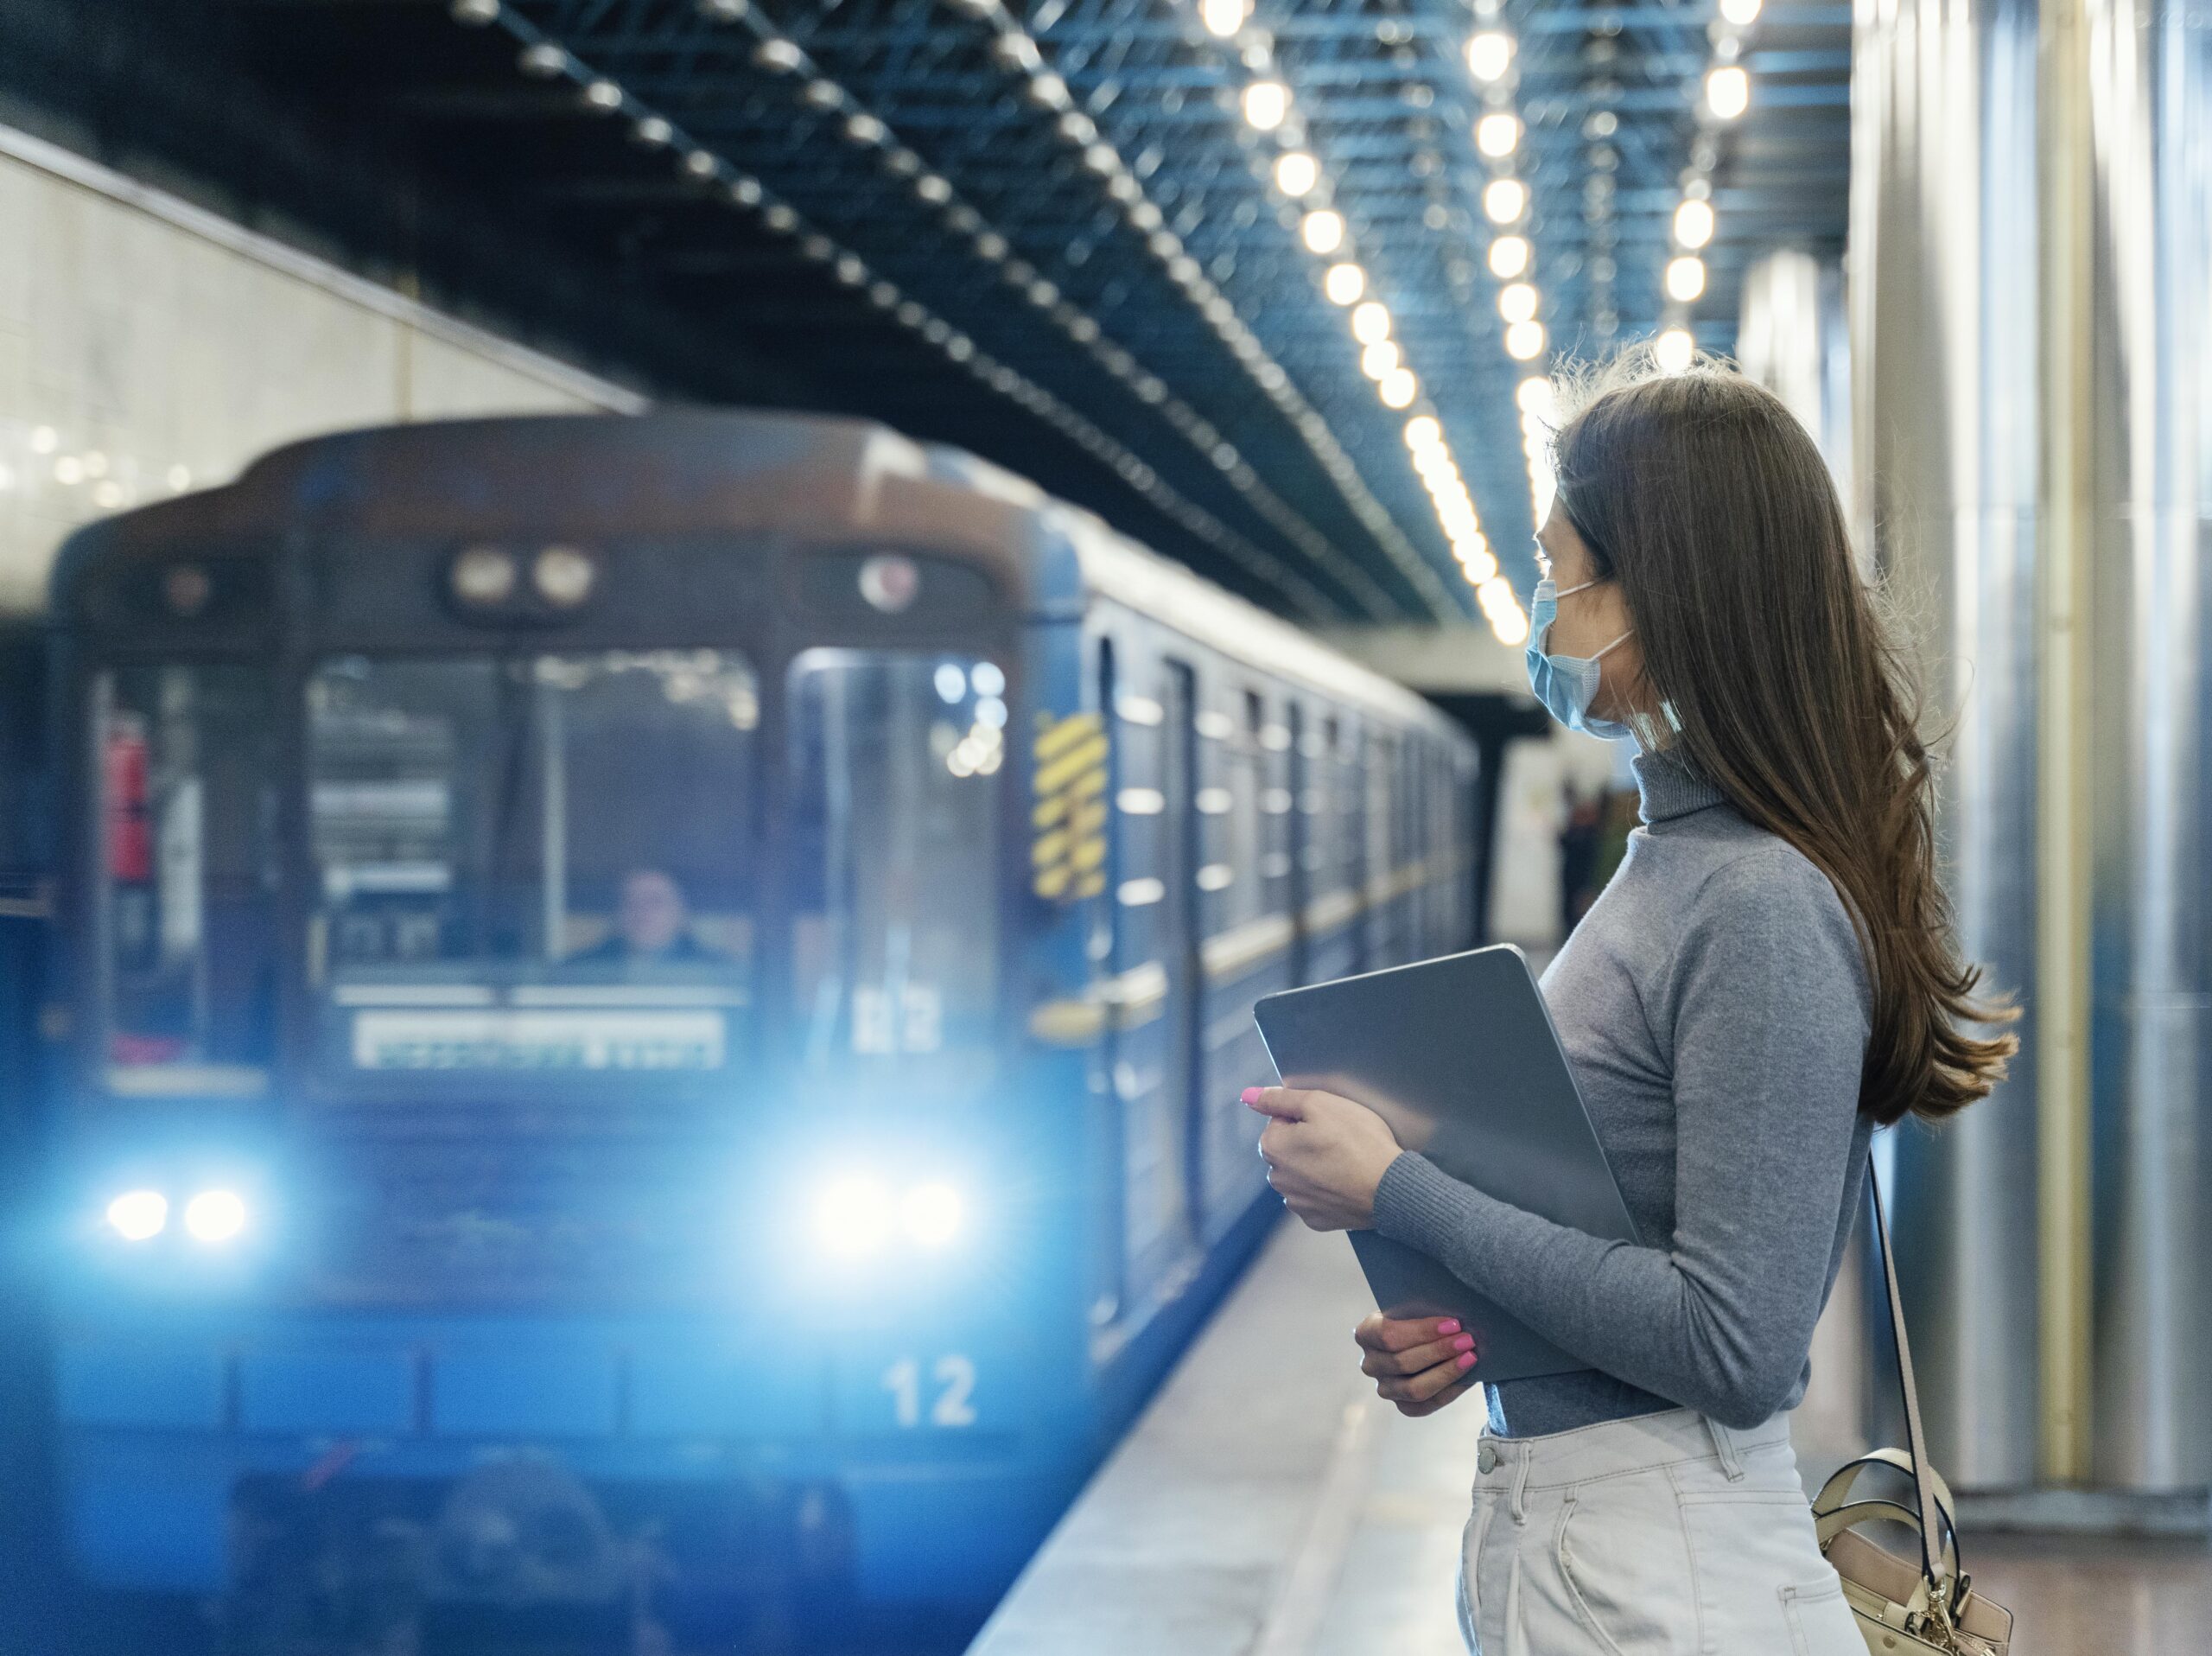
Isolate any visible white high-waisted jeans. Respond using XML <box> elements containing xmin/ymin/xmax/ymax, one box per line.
<box><xmin>1456</xmin><ymin>1407</ymin><xmax>1866</xmax><ymax>1655</ymax></box>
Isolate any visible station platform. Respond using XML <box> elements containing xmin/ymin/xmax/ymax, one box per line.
<box><xmin>967</xmin><ymin>1221</ymin><xmax>2211</xmax><ymax>1656</ymax></box>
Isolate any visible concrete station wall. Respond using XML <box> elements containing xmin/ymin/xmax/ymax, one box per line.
<box><xmin>0</xmin><ymin>124</ymin><xmax>642</xmax><ymax>615</ymax></box>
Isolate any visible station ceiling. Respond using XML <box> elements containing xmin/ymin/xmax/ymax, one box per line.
<box><xmin>213</xmin><ymin>0</ymin><xmax>1849</xmax><ymax>626</ymax></box>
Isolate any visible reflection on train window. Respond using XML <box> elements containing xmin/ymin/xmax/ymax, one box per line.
<box><xmin>787</xmin><ymin>650</ymin><xmax>1001</xmax><ymax>1092</ymax></box>
<box><xmin>307</xmin><ymin>652</ymin><xmax>755</xmax><ymax>1074</ymax></box>
<box><xmin>96</xmin><ymin>665</ymin><xmax>278</xmax><ymax>1094</ymax></box>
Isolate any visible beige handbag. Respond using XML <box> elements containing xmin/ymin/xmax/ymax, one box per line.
<box><xmin>1811</xmin><ymin>1172</ymin><xmax>2013</xmax><ymax>1654</ymax></box>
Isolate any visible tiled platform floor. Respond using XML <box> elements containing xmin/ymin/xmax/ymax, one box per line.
<box><xmin>968</xmin><ymin>1222</ymin><xmax>2209</xmax><ymax>1656</ymax></box>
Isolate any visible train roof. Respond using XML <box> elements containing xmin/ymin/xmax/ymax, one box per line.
<box><xmin>57</xmin><ymin>409</ymin><xmax>1457</xmax><ymax>736</ymax></box>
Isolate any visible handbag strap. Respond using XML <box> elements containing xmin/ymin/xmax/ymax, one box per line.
<box><xmin>1869</xmin><ymin>1158</ymin><xmax>1948</xmax><ymax>1597</ymax></box>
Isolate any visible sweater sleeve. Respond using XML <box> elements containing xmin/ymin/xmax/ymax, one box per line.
<box><xmin>1370</xmin><ymin>850</ymin><xmax>1872</xmax><ymax>1429</ymax></box>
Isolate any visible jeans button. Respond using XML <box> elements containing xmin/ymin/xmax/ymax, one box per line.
<box><xmin>1478</xmin><ymin>1442</ymin><xmax>1499</xmax><ymax>1474</ymax></box>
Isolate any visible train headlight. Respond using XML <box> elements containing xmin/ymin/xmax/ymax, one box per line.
<box><xmin>105</xmin><ymin>1188</ymin><xmax>168</xmax><ymax>1242</ymax></box>
<box><xmin>182</xmin><ymin>1188</ymin><xmax>249</xmax><ymax>1245</ymax></box>
<box><xmin>811</xmin><ymin>1173</ymin><xmax>969</xmax><ymax>1258</ymax></box>
<box><xmin>902</xmin><ymin>1182</ymin><xmax>963</xmax><ymax>1249</ymax></box>
<box><xmin>814</xmin><ymin>1174</ymin><xmax>894</xmax><ymax>1258</ymax></box>
<box><xmin>531</xmin><ymin>545</ymin><xmax>596</xmax><ymax>607</ymax></box>
<box><xmin>451</xmin><ymin>545</ymin><xmax>518</xmax><ymax>606</ymax></box>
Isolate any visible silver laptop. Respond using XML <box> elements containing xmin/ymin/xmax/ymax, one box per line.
<box><xmin>1253</xmin><ymin>944</ymin><xmax>1641</xmax><ymax>1385</ymax></box>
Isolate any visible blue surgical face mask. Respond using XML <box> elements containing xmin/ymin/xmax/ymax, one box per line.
<box><xmin>1525</xmin><ymin>577</ymin><xmax>1637</xmax><ymax>741</ymax></box>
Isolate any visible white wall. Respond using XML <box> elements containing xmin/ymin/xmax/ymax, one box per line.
<box><xmin>0</xmin><ymin>124</ymin><xmax>644</xmax><ymax>615</ymax></box>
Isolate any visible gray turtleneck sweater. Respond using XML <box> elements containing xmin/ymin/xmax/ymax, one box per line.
<box><xmin>1373</xmin><ymin>748</ymin><xmax>1876</xmax><ymax>1437</ymax></box>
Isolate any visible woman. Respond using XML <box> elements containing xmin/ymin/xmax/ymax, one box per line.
<box><xmin>1244</xmin><ymin>356</ymin><xmax>2014</xmax><ymax>1654</ymax></box>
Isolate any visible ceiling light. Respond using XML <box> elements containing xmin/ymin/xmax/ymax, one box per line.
<box><xmin>1720</xmin><ymin>0</ymin><xmax>1764</xmax><ymax>22</ymax></box>
<box><xmin>1465</xmin><ymin>31</ymin><xmax>1516</xmax><ymax>84</ymax></box>
<box><xmin>1403</xmin><ymin>415</ymin><xmax>1443</xmax><ymax>449</ymax></box>
<box><xmin>698</xmin><ymin>0</ymin><xmax>748</xmax><ymax>16</ymax></box>
<box><xmin>1475</xmin><ymin>112</ymin><xmax>1522</xmax><ymax>158</ymax></box>
<box><xmin>517</xmin><ymin>42</ymin><xmax>568</xmax><ymax>78</ymax></box>
<box><xmin>1666</xmin><ymin>255</ymin><xmax>1708</xmax><ymax>302</ymax></box>
<box><xmin>1274</xmin><ymin>151</ymin><xmax>1320</xmax><ymax>197</ymax></box>
<box><xmin>1487</xmin><ymin>235</ymin><xmax>1531</xmax><ymax>279</ymax></box>
<box><xmin>1482</xmin><ymin>178</ymin><xmax>1528</xmax><ymax>224</ymax></box>
<box><xmin>1323</xmin><ymin>263</ymin><xmax>1365</xmax><ymax>304</ymax></box>
<box><xmin>1674</xmin><ymin>198</ymin><xmax>1716</xmax><ymax>249</ymax></box>
<box><xmin>1504</xmin><ymin>319</ymin><xmax>1547</xmax><ymax>360</ymax></box>
<box><xmin>753</xmin><ymin>39</ymin><xmax>804</xmax><ymax>74</ymax></box>
<box><xmin>450</xmin><ymin>0</ymin><xmax>499</xmax><ymax>23</ymax></box>
<box><xmin>583</xmin><ymin>79</ymin><xmax>622</xmax><ymax>111</ymax></box>
<box><xmin>992</xmin><ymin>34</ymin><xmax>1043</xmax><ymax>73</ymax></box>
<box><xmin>632</xmin><ymin>115</ymin><xmax>673</xmax><ymax>146</ymax></box>
<box><xmin>1497</xmin><ymin>282</ymin><xmax>1539</xmax><ymax>324</ymax></box>
<box><xmin>1351</xmin><ymin>301</ymin><xmax>1392</xmax><ymax>344</ymax></box>
<box><xmin>1243</xmin><ymin>80</ymin><xmax>1290</xmax><ymax>131</ymax></box>
<box><xmin>1201</xmin><ymin>0</ymin><xmax>1247</xmax><ymax>37</ymax></box>
<box><xmin>1300</xmin><ymin>209</ymin><xmax>1345</xmax><ymax>254</ymax></box>
<box><xmin>1379</xmin><ymin>368</ymin><xmax>1418</xmax><ymax>409</ymax></box>
<box><xmin>1361</xmin><ymin>340</ymin><xmax>1401</xmax><ymax>379</ymax></box>
<box><xmin>1706</xmin><ymin>66</ymin><xmax>1751</xmax><ymax>120</ymax></box>
<box><xmin>1516</xmin><ymin>375</ymin><xmax>1557</xmax><ymax>417</ymax></box>
<box><xmin>1655</xmin><ymin>327</ymin><xmax>1697</xmax><ymax>373</ymax></box>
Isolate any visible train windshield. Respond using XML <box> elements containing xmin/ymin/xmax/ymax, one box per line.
<box><xmin>788</xmin><ymin>649</ymin><xmax>1002</xmax><ymax>1095</ymax></box>
<box><xmin>96</xmin><ymin>665</ymin><xmax>282</xmax><ymax>1096</ymax></box>
<box><xmin>307</xmin><ymin>651</ymin><xmax>757</xmax><ymax>1078</ymax></box>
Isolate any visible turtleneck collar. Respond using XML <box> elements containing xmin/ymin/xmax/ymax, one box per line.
<box><xmin>1631</xmin><ymin>743</ymin><xmax>1727</xmax><ymax>824</ymax></box>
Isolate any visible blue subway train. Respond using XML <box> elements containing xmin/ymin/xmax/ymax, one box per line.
<box><xmin>42</xmin><ymin>411</ymin><xmax>1478</xmax><ymax>1633</ymax></box>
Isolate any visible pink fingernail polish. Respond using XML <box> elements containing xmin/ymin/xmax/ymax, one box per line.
<box><xmin>1458</xmin><ymin>1352</ymin><xmax>1478</xmax><ymax>1369</ymax></box>
<box><xmin>1452</xmin><ymin>1334</ymin><xmax>1475</xmax><ymax>1353</ymax></box>
<box><xmin>1437</xmin><ymin>1320</ymin><xmax>1461</xmax><ymax>1335</ymax></box>
<box><xmin>1240</xmin><ymin>1086</ymin><xmax>1262</xmax><ymax>1105</ymax></box>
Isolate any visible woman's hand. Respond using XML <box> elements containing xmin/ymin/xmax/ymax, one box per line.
<box><xmin>1243</xmin><ymin>1086</ymin><xmax>1403</xmax><ymax>1231</ymax></box>
<box><xmin>1355</xmin><ymin>1314</ymin><xmax>1481</xmax><ymax>1417</ymax></box>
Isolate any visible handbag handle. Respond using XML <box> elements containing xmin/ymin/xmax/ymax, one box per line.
<box><xmin>1868</xmin><ymin>1157</ymin><xmax>1949</xmax><ymax>1599</ymax></box>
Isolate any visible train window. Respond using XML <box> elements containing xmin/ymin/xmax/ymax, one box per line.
<box><xmin>1336</xmin><ymin>723</ymin><xmax>1364</xmax><ymax>901</ymax></box>
<box><xmin>307</xmin><ymin>651</ymin><xmax>756</xmax><ymax>1075</ymax></box>
<box><xmin>95</xmin><ymin>665</ymin><xmax>278</xmax><ymax>1095</ymax></box>
<box><xmin>787</xmin><ymin>649</ymin><xmax>1001</xmax><ymax>1092</ymax></box>
<box><xmin>1213</xmin><ymin>691</ymin><xmax>1266</xmax><ymax>930</ymax></box>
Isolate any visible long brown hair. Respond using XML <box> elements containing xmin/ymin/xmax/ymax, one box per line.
<box><xmin>1549</xmin><ymin>351</ymin><xmax>2015</xmax><ymax>1126</ymax></box>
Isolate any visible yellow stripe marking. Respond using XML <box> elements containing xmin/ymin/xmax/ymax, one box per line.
<box><xmin>1035</xmin><ymin>734</ymin><xmax>1110</xmax><ymax>795</ymax></box>
<box><xmin>1033</xmin><ymin>711</ymin><xmax>1102</xmax><ymax>763</ymax></box>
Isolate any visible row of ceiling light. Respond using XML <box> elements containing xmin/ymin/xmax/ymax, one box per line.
<box><xmin>933</xmin><ymin>0</ymin><xmax>1464</xmax><ymax>617</ymax></box>
<box><xmin>1201</xmin><ymin>0</ymin><xmax>1529</xmax><ymax>646</ymax></box>
<box><xmin>1659</xmin><ymin>0</ymin><xmax>1767</xmax><ymax>350</ymax></box>
<box><xmin>454</xmin><ymin>0</ymin><xmax>1387</xmax><ymax>621</ymax></box>
<box><xmin>1458</xmin><ymin>16</ymin><xmax>1558</xmax><ymax>587</ymax></box>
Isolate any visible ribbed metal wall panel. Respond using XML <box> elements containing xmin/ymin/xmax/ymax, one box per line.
<box><xmin>1849</xmin><ymin>0</ymin><xmax>2044</xmax><ymax>1487</ymax></box>
<box><xmin>2084</xmin><ymin>0</ymin><xmax>2212</xmax><ymax>1490</ymax></box>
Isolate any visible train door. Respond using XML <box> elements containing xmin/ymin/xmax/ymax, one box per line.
<box><xmin>1103</xmin><ymin>647</ymin><xmax>1201</xmax><ymax>1320</ymax></box>
<box><xmin>1090</xmin><ymin>639</ymin><xmax>1126</xmax><ymax>1328</ymax></box>
<box><xmin>1285</xmin><ymin>703</ymin><xmax>1310</xmax><ymax>984</ymax></box>
<box><xmin>1365</xmin><ymin>730</ymin><xmax>1399</xmax><ymax>967</ymax></box>
<box><xmin>1160</xmin><ymin>661</ymin><xmax>1204</xmax><ymax>1263</ymax></box>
